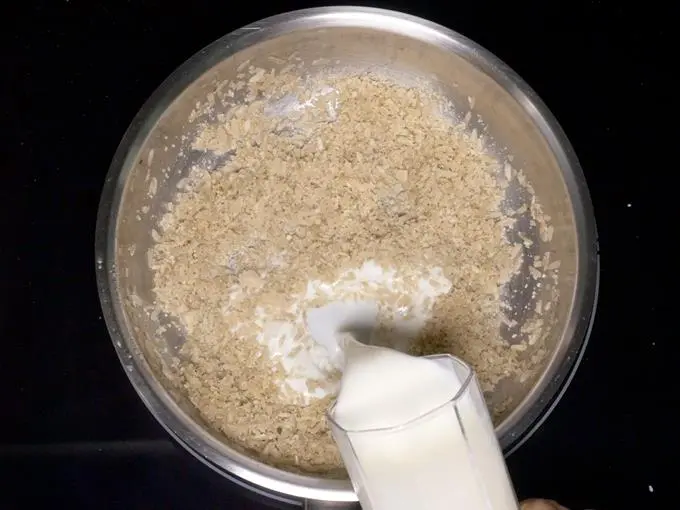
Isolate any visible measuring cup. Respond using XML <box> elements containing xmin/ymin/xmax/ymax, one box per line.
<box><xmin>327</xmin><ymin>354</ymin><xmax>519</xmax><ymax>510</ymax></box>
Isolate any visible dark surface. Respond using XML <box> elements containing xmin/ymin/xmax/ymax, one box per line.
<box><xmin>1</xmin><ymin>1</ymin><xmax>672</xmax><ymax>509</ymax></box>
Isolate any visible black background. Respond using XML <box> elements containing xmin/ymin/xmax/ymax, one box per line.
<box><xmin>1</xmin><ymin>1</ymin><xmax>673</xmax><ymax>509</ymax></box>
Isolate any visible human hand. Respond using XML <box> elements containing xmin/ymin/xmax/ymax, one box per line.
<box><xmin>520</xmin><ymin>499</ymin><xmax>569</xmax><ymax>510</ymax></box>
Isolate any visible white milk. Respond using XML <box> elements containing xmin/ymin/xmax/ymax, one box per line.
<box><xmin>253</xmin><ymin>260</ymin><xmax>451</xmax><ymax>403</ymax></box>
<box><xmin>329</xmin><ymin>341</ymin><xmax>519</xmax><ymax>510</ymax></box>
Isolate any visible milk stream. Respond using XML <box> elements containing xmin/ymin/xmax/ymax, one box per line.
<box><xmin>328</xmin><ymin>341</ymin><xmax>519</xmax><ymax>510</ymax></box>
<box><xmin>254</xmin><ymin>261</ymin><xmax>451</xmax><ymax>403</ymax></box>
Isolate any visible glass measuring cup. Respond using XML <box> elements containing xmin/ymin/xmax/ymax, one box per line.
<box><xmin>327</xmin><ymin>354</ymin><xmax>519</xmax><ymax>510</ymax></box>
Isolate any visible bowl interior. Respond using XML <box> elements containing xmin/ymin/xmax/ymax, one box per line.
<box><xmin>102</xmin><ymin>11</ymin><xmax>584</xmax><ymax>498</ymax></box>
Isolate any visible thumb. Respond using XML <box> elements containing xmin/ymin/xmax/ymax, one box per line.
<box><xmin>520</xmin><ymin>499</ymin><xmax>569</xmax><ymax>510</ymax></box>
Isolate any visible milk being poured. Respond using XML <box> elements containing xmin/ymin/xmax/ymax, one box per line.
<box><xmin>327</xmin><ymin>339</ymin><xmax>519</xmax><ymax>510</ymax></box>
<box><xmin>255</xmin><ymin>261</ymin><xmax>452</xmax><ymax>403</ymax></box>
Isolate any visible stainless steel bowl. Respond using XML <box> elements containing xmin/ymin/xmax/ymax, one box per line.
<box><xmin>95</xmin><ymin>7</ymin><xmax>598</xmax><ymax>508</ymax></box>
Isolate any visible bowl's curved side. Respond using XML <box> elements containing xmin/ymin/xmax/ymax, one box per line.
<box><xmin>95</xmin><ymin>6</ymin><xmax>598</xmax><ymax>504</ymax></box>
<box><xmin>95</xmin><ymin>9</ymin><xmax>364</xmax><ymax>504</ymax></box>
<box><xmin>467</xmin><ymin>42</ymin><xmax>599</xmax><ymax>452</ymax></box>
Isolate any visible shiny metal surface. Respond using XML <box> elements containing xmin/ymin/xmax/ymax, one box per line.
<box><xmin>95</xmin><ymin>7</ymin><xmax>598</xmax><ymax>507</ymax></box>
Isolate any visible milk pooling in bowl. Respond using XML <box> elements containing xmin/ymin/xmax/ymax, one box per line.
<box><xmin>327</xmin><ymin>338</ymin><xmax>519</xmax><ymax>510</ymax></box>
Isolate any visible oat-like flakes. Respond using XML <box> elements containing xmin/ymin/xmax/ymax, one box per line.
<box><xmin>149</xmin><ymin>68</ymin><xmax>539</xmax><ymax>475</ymax></box>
